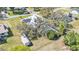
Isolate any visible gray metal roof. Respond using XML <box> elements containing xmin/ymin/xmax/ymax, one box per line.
<box><xmin>0</xmin><ymin>24</ymin><xmax>8</xmax><ymax>34</ymax></box>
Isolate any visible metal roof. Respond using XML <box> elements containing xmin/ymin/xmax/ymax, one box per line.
<box><xmin>0</xmin><ymin>24</ymin><xmax>8</xmax><ymax>34</ymax></box>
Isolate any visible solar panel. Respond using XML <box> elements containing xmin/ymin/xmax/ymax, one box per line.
<box><xmin>22</xmin><ymin>18</ymin><xmax>31</xmax><ymax>22</ymax></box>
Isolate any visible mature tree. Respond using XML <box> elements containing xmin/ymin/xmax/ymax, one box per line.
<box><xmin>33</xmin><ymin>7</ymin><xmax>41</xmax><ymax>11</ymax></box>
<box><xmin>10</xmin><ymin>7</ymin><xmax>14</xmax><ymax>11</ymax></box>
<box><xmin>64</xmin><ymin>31</ymin><xmax>79</xmax><ymax>51</ymax></box>
<box><xmin>17</xmin><ymin>23</ymin><xmax>38</xmax><ymax>40</ymax></box>
<box><xmin>0</xmin><ymin>7</ymin><xmax>7</xmax><ymax>19</ymax></box>
<box><xmin>47</xmin><ymin>30</ymin><xmax>56</xmax><ymax>40</ymax></box>
<box><xmin>0</xmin><ymin>7</ymin><xmax>6</xmax><ymax>12</ymax></box>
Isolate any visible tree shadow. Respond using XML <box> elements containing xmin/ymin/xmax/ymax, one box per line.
<box><xmin>53</xmin><ymin>35</ymin><xmax>61</xmax><ymax>40</ymax></box>
<box><xmin>0</xmin><ymin>40</ymin><xmax>7</xmax><ymax>44</ymax></box>
<box><xmin>7</xmin><ymin>28</ymin><xmax>13</xmax><ymax>37</ymax></box>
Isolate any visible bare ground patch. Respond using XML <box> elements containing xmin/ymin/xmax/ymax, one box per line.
<box><xmin>31</xmin><ymin>36</ymin><xmax>70</xmax><ymax>51</ymax></box>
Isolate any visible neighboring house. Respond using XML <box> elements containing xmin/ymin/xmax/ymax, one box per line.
<box><xmin>62</xmin><ymin>14</ymin><xmax>73</xmax><ymax>22</ymax></box>
<box><xmin>59</xmin><ymin>10</ymin><xmax>79</xmax><ymax>22</ymax></box>
<box><xmin>0</xmin><ymin>7</ymin><xmax>9</xmax><ymax>20</ymax></box>
<box><xmin>0</xmin><ymin>11</ymin><xmax>8</xmax><ymax>20</ymax></box>
<box><xmin>53</xmin><ymin>10</ymin><xmax>79</xmax><ymax>23</ymax></box>
<box><xmin>51</xmin><ymin>8</ymin><xmax>79</xmax><ymax>22</ymax></box>
<box><xmin>21</xmin><ymin>33</ymin><xmax>33</xmax><ymax>46</ymax></box>
<box><xmin>69</xmin><ymin>10</ymin><xmax>79</xmax><ymax>20</ymax></box>
<box><xmin>0</xmin><ymin>24</ymin><xmax>9</xmax><ymax>41</ymax></box>
<box><xmin>0</xmin><ymin>11</ymin><xmax>7</xmax><ymax>19</ymax></box>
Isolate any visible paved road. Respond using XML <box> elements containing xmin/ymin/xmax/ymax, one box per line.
<box><xmin>2</xmin><ymin>14</ymin><xmax>29</xmax><ymax>20</ymax></box>
<box><xmin>7</xmin><ymin>14</ymin><xmax>28</xmax><ymax>19</ymax></box>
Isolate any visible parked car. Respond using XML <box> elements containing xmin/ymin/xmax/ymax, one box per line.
<box><xmin>21</xmin><ymin>33</ymin><xmax>33</xmax><ymax>46</ymax></box>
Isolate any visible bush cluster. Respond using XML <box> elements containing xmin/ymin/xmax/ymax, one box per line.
<box><xmin>64</xmin><ymin>31</ymin><xmax>79</xmax><ymax>51</ymax></box>
<box><xmin>10</xmin><ymin>45</ymin><xmax>31</xmax><ymax>51</ymax></box>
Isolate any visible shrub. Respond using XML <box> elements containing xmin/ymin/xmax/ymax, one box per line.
<box><xmin>13</xmin><ymin>10</ymin><xmax>25</xmax><ymax>15</ymax></box>
<box><xmin>70</xmin><ymin>45</ymin><xmax>77</xmax><ymax>51</ymax></box>
<box><xmin>34</xmin><ymin>8</ymin><xmax>40</xmax><ymax>11</ymax></box>
<box><xmin>64</xmin><ymin>31</ymin><xmax>79</xmax><ymax>51</ymax></box>
<box><xmin>10</xmin><ymin>45</ymin><xmax>31</xmax><ymax>51</ymax></box>
<box><xmin>76</xmin><ymin>45</ymin><xmax>79</xmax><ymax>50</ymax></box>
<box><xmin>47</xmin><ymin>30</ymin><xmax>56</xmax><ymax>40</ymax></box>
<box><xmin>64</xmin><ymin>36</ymin><xmax>69</xmax><ymax>45</ymax></box>
<box><xmin>64</xmin><ymin>31</ymin><xmax>76</xmax><ymax>46</ymax></box>
<box><xmin>58</xmin><ymin>21</ymin><xmax>66</xmax><ymax>35</ymax></box>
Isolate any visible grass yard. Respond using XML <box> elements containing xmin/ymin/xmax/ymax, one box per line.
<box><xmin>0</xmin><ymin>15</ymin><xmax>31</xmax><ymax>51</ymax></box>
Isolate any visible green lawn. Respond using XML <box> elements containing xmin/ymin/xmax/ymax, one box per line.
<box><xmin>0</xmin><ymin>15</ymin><xmax>31</xmax><ymax>51</ymax></box>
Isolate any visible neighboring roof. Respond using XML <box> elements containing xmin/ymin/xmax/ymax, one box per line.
<box><xmin>0</xmin><ymin>24</ymin><xmax>8</xmax><ymax>34</ymax></box>
<box><xmin>21</xmin><ymin>34</ymin><xmax>30</xmax><ymax>45</ymax></box>
<box><xmin>1</xmin><ymin>11</ymin><xmax>6</xmax><ymax>15</ymax></box>
<box><xmin>71</xmin><ymin>10</ymin><xmax>79</xmax><ymax>15</ymax></box>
